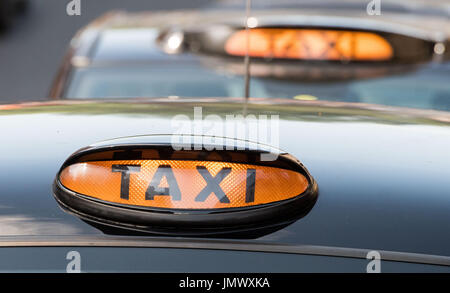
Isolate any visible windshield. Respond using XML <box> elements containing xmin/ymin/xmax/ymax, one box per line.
<box><xmin>66</xmin><ymin>61</ymin><xmax>450</xmax><ymax>111</ymax></box>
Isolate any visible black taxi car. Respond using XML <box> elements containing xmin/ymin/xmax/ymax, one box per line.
<box><xmin>50</xmin><ymin>1</ymin><xmax>450</xmax><ymax>111</ymax></box>
<box><xmin>0</xmin><ymin>1</ymin><xmax>449</xmax><ymax>273</ymax></box>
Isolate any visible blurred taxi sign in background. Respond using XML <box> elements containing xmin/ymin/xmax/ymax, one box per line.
<box><xmin>225</xmin><ymin>28</ymin><xmax>394</xmax><ymax>61</ymax></box>
<box><xmin>184</xmin><ymin>20</ymin><xmax>439</xmax><ymax>66</ymax></box>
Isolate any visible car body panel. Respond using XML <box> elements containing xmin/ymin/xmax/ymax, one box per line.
<box><xmin>0</xmin><ymin>244</ymin><xmax>449</xmax><ymax>272</ymax></box>
<box><xmin>0</xmin><ymin>98</ymin><xmax>449</xmax><ymax>261</ymax></box>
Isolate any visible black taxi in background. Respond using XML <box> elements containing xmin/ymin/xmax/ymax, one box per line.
<box><xmin>50</xmin><ymin>0</ymin><xmax>450</xmax><ymax>111</ymax></box>
<box><xmin>0</xmin><ymin>0</ymin><xmax>449</xmax><ymax>273</ymax></box>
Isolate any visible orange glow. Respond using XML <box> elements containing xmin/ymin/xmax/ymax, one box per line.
<box><xmin>59</xmin><ymin>160</ymin><xmax>308</xmax><ymax>209</ymax></box>
<box><xmin>225</xmin><ymin>28</ymin><xmax>393</xmax><ymax>61</ymax></box>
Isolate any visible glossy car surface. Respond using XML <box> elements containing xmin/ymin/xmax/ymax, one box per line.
<box><xmin>0</xmin><ymin>98</ymin><xmax>449</xmax><ymax>271</ymax></box>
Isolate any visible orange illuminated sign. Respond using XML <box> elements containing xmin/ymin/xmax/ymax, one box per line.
<box><xmin>59</xmin><ymin>160</ymin><xmax>309</xmax><ymax>210</ymax></box>
<box><xmin>225</xmin><ymin>28</ymin><xmax>393</xmax><ymax>61</ymax></box>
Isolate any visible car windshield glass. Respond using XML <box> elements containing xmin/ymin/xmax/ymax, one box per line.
<box><xmin>66</xmin><ymin>63</ymin><xmax>450</xmax><ymax>111</ymax></box>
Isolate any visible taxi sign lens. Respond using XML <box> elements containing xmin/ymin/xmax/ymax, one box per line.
<box><xmin>59</xmin><ymin>160</ymin><xmax>309</xmax><ymax>210</ymax></box>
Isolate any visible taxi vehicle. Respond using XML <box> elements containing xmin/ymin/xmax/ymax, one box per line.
<box><xmin>0</xmin><ymin>0</ymin><xmax>449</xmax><ymax>273</ymax></box>
<box><xmin>50</xmin><ymin>1</ymin><xmax>450</xmax><ymax>111</ymax></box>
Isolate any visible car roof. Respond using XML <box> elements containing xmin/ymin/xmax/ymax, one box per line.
<box><xmin>0</xmin><ymin>98</ymin><xmax>449</xmax><ymax>259</ymax></box>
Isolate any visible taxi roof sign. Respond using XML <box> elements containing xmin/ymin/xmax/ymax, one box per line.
<box><xmin>53</xmin><ymin>135</ymin><xmax>318</xmax><ymax>237</ymax></box>
<box><xmin>225</xmin><ymin>28</ymin><xmax>394</xmax><ymax>61</ymax></box>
